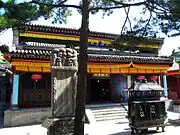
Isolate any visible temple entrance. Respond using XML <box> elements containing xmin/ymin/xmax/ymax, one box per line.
<box><xmin>89</xmin><ymin>79</ymin><xmax>111</xmax><ymax>103</ymax></box>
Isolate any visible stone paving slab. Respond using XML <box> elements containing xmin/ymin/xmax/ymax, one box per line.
<box><xmin>167</xmin><ymin>111</ymin><xmax>180</xmax><ymax>125</ymax></box>
<box><xmin>0</xmin><ymin>125</ymin><xmax>47</xmax><ymax>135</ymax></box>
<box><xmin>0</xmin><ymin>122</ymin><xmax>180</xmax><ymax>135</ymax></box>
<box><xmin>85</xmin><ymin>122</ymin><xmax>180</xmax><ymax>135</ymax></box>
<box><xmin>0</xmin><ymin>111</ymin><xmax>180</xmax><ymax>135</ymax></box>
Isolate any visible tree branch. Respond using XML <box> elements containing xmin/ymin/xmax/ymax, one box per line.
<box><xmin>124</xmin><ymin>7</ymin><xmax>132</xmax><ymax>32</ymax></box>
<box><xmin>110</xmin><ymin>0</ymin><xmax>147</xmax><ymax>7</ymax></box>
<box><xmin>30</xmin><ymin>0</ymin><xmax>82</xmax><ymax>9</ymax></box>
<box><xmin>30</xmin><ymin>0</ymin><xmax>66</xmax><ymax>6</ymax></box>
<box><xmin>155</xmin><ymin>2</ymin><xmax>171</xmax><ymax>12</ymax></box>
<box><xmin>55</xmin><ymin>4</ymin><xmax>81</xmax><ymax>9</ymax></box>
<box><xmin>120</xmin><ymin>7</ymin><xmax>130</xmax><ymax>35</ymax></box>
<box><xmin>89</xmin><ymin>0</ymin><xmax>147</xmax><ymax>11</ymax></box>
<box><xmin>147</xmin><ymin>2</ymin><xmax>170</xmax><ymax>14</ymax></box>
<box><xmin>142</xmin><ymin>10</ymin><xmax>152</xmax><ymax>37</ymax></box>
<box><xmin>89</xmin><ymin>5</ymin><xmax>124</xmax><ymax>11</ymax></box>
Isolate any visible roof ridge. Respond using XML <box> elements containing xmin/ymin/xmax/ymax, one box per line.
<box><xmin>23</xmin><ymin>24</ymin><xmax>164</xmax><ymax>42</ymax></box>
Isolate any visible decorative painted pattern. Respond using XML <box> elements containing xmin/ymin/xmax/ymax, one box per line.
<box><xmin>11</xmin><ymin>59</ymin><xmax>170</xmax><ymax>74</ymax></box>
<box><xmin>19</xmin><ymin>31</ymin><xmax>111</xmax><ymax>44</ymax></box>
<box><xmin>19</xmin><ymin>31</ymin><xmax>160</xmax><ymax>49</ymax></box>
<box><xmin>12</xmin><ymin>60</ymin><xmax>50</xmax><ymax>73</ymax></box>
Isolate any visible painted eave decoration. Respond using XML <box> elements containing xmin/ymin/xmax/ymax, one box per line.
<box><xmin>19</xmin><ymin>24</ymin><xmax>163</xmax><ymax>49</ymax></box>
<box><xmin>87</xmin><ymin>62</ymin><xmax>170</xmax><ymax>74</ymax></box>
<box><xmin>11</xmin><ymin>59</ymin><xmax>50</xmax><ymax>73</ymax></box>
<box><xmin>11</xmin><ymin>59</ymin><xmax>171</xmax><ymax>74</ymax></box>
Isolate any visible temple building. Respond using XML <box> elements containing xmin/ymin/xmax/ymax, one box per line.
<box><xmin>167</xmin><ymin>49</ymin><xmax>180</xmax><ymax>100</ymax></box>
<box><xmin>0</xmin><ymin>24</ymin><xmax>173</xmax><ymax>127</ymax></box>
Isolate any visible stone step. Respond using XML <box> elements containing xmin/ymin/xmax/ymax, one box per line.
<box><xmin>93</xmin><ymin>111</ymin><xmax>127</xmax><ymax>116</ymax></box>
<box><xmin>91</xmin><ymin>107</ymin><xmax>125</xmax><ymax>111</ymax></box>
<box><xmin>96</xmin><ymin>118</ymin><xmax>129</xmax><ymax>124</ymax></box>
<box><xmin>95</xmin><ymin>115</ymin><xmax>127</xmax><ymax>122</ymax></box>
<box><xmin>93</xmin><ymin>108</ymin><xmax>128</xmax><ymax>122</ymax></box>
<box><xmin>97</xmin><ymin>119</ymin><xmax>129</xmax><ymax>124</ymax></box>
<box><xmin>92</xmin><ymin>109</ymin><xmax>127</xmax><ymax>114</ymax></box>
<box><xmin>85</xmin><ymin>103</ymin><xmax>128</xmax><ymax>124</ymax></box>
<box><xmin>86</xmin><ymin>103</ymin><xmax>123</xmax><ymax>108</ymax></box>
<box><xmin>94</xmin><ymin>113</ymin><xmax>127</xmax><ymax>119</ymax></box>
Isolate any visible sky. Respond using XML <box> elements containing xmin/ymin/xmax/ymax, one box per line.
<box><xmin>0</xmin><ymin>0</ymin><xmax>179</xmax><ymax>56</ymax></box>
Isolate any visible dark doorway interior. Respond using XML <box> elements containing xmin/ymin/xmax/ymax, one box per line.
<box><xmin>19</xmin><ymin>73</ymin><xmax>51</xmax><ymax>108</ymax></box>
<box><xmin>90</xmin><ymin>79</ymin><xmax>111</xmax><ymax>103</ymax></box>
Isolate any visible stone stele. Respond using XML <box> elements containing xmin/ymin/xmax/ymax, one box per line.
<box><xmin>43</xmin><ymin>48</ymin><xmax>78</xmax><ymax>135</ymax></box>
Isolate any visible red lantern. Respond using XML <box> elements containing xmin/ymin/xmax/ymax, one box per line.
<box><xmin>137</xmin><ymin>75</ymin><xmax>145</xmax><ymax>81</ymax></box>
<box><xmin>31</xmin><ymin>74</ymin><xmax>42</xmax><ymax>82</ymax></box>
<box><xmin>150</xmin><ymin>75</ymin><xmax>158</xmax><ymax>81</ymax></box>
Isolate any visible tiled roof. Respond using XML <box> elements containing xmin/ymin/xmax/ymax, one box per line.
<box><xmin>88</xmin><ymin>54</ymin><xmax>172</xmax><ymax>64</ymax></box>
<box><xmin>21</xmin><ymin>24</ymin><xmax>119</xmax><ymax>40</ymax></box>
<box><xmin>21</xmin><ymin>24</ymin><xmax>164</xmax><ymax>44</ymax></box>
<box><xmin>20</xmin><ymin>41</ymin><xmax>108</xmax><ymax>48</ymax></box>
<box><xmin>10</xmin><ymin>48</ymin><xmax>51</xmax><ymax>59</ymax></box>
<box><xmin>9</xmin><ymin>47</ymin><xmax>173</xmax><ymax>64</ymax></box>
<box><xmin>22</xmin><ymin>42</ymin><xmax>66</xmax><ymax>48</ymax></box>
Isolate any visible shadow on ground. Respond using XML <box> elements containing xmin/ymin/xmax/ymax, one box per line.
<box><xmin>110</xmin><ymin>122</ymin><xmax>180</xmax><ymax>135</ymax></box>
<box><xmin>115</xmin><ymin>122</ymin><xmax>129</xmax><ymax>124</ymax></box>
<box><xmin>0</xmin><ymin>118</ymin><xmax>3</xmax><ymax>129</ymax></box>
<box><xmin>109</xmin><ymin>125</ymin><xmax>180</xmax><ymax>135</ymax></box>
<box><xmin>108</xmin><ymin>130</ymin><xmax>131</xmax><ymax>135</ymax></box>
<box><xmin>108</xmin><ymin>130</ymin><xmax>162</xmax><ymax>135</ymax></box>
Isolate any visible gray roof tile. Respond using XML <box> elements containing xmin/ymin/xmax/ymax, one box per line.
<box><xmin>10</xmin><ymin>48</ymin><xmax>173</xmax><ymax>64</ymax></box>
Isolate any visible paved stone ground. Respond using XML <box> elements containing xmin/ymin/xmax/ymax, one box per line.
<box><xmin>0</xmin><ymin>122</ymin><xmax>179</xmax><ymax>135</ymax></box>
<box><xmin>0</xmin><ymin>110</ymin><xmax>180</xmax><ymax>135</ymax></box>
<box><xmin>85</xmin><ymin>122</ymin><xmax>180</xmax><ymax>135</ymax></box>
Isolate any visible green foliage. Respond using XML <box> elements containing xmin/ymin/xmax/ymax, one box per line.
<box><xmin>0</xmin><ymin>0</ymin><xmax>39</xmax><ymax>29</ymax></box>
<box><xmin>89</xmin><ymin>0</ymin><xmax>116</xmax><ymax>16</ymax></box>
<box><xmin>129</xmin><ymin>0</ymin><xmax>180</xmax><ymax>37</ymax></box>
<box><xmin>0</xmin><ymin>0</ymin><xmax>71</xmax><ymax>29</ymax></box>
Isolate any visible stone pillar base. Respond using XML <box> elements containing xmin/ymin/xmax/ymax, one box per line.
<box><xmin>10</xmin><ymin>105</ymin><xmax>19</xmax><ymax>111</ymax></box>
<box><xmin>42</xmin><ymin>117</ymin><xmax>74</xmax><ymax>135</ymax></box>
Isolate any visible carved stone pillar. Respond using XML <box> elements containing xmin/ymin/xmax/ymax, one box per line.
<box><xmin>43</xmin><ymin>48</ymin><xmax>78</xmax><ymax>135</ymax></box>
<box><xmin>51</xmin><ymin>66</ymin><xmax>78</xmax><ymax>118</ymax></box>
